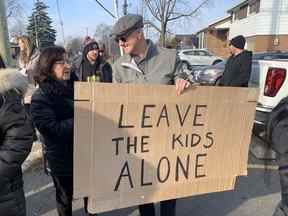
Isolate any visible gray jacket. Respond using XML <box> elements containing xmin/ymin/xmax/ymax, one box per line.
<box><xmin>112</xmin><ymin>40</ymin><xmax>186</xmax><ymax>84</ymax></box>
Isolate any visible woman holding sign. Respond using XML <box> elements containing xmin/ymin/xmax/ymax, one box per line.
<box><xmin>30</xmin><ymin>47</ymin><xmax>95</xmax><ymax>216</ymax></box>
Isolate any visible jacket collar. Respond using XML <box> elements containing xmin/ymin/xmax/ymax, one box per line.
<box><xmin>39</xmin><ymin>77</ymin><xmax>74</xmax><ymax>99</ymax></box>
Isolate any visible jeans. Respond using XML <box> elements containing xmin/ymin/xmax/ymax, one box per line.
<box><xmin>139</xmin><ymin>199</ymin><xmax>176</xmax><ymax>216</ymax></box>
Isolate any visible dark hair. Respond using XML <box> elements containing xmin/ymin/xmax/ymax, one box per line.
<box><xmin>35</xmin><ymin>46</ymin><xmax>66</xmax><ymax>83</ymax></box>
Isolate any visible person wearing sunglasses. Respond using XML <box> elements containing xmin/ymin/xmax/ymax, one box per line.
<box><xmin>112</xmin><ymin>14</ymin><xmax>190</xmax><ymax>96</ymax></box>
<box><xmin>111</xmin><ymin>14</ymin><xmax>191</xmax><ymax>216</ymax></box>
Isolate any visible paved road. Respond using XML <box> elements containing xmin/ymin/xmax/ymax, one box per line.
<box><xmin>24</xmin><ymin>137</ymin><xmax>281</xmax><ymax>216</ymax></box>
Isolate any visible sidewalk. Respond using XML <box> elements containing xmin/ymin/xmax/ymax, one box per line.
<box><xmin>24</xmin><ymin>167</ymin><xmax>280</xmax><ymax>216</ymax></box>
<box><xmin>22</xmin><ymin>141</ymin><xmax>43</xmax><ymax>173</ymax></box>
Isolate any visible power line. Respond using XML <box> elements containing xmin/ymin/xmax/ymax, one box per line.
<box><xmin>93</xmin><ymin>0</ymin><xmax>115</xmax><ymax>18</ymax></box>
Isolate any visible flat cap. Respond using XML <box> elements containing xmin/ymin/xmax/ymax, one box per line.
<box><xmin>111</xmin><ymin>14</ymin><xmax>144</xmax><ymax>37</ymax></box>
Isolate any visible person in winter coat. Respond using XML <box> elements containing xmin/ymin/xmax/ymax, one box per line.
<box><xmin>30</xmin><ymin>46</ymin><xmax>95</xmax><ymax>216</ymax></box>
<box><xmin>72</xmin><ymin>40</ymin><xmax>112</xmax><ymax>83</ymax></box>
<box><xmin>17</xmin><ymin>35</ymin><xmax>40</xmax><ymax>112</ymax></box>
<box><xmin>267</xmin><ymin>97</ymin><xmax>288</xmax><ymax>216</ymax></box>
<box><xmin>219</xmin><ymin>35</ymin><xmax>252</xmax><ymax>87</ymax></box>
<box><xmin>30</xmin><ymin>46</ymin><xmax>74</xmax><ymax>216</ymax></box>
<box><xmin>0</xmin><ymin>68</ymin><xmax>34</xmax><ymax>216</ymax></box>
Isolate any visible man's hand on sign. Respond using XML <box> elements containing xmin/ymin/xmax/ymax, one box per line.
<box><xmin>176</xmin><ymin>79</ymin><xmax>191</xmax><ymax>96</ymax></box>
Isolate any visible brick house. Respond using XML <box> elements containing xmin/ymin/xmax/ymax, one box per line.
<box><xmin>174</xmin><ymin>34</ymin><xmax>198</xmax><ymax>49</ymax></box>
<box><xmin>197</xmin><ymin>16</ymin><xmax>232</xmax><ymax>58</ymax></box>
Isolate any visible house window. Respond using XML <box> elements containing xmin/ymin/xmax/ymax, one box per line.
<box><xmin>249</xmin><ymin>0</ymin><xmax>260</xmax><ymax>14</ymax></box>
<box><xmin>235</xmin><ymin>5</ymin><xmax>248</xmax><ymax>20</ymax></box>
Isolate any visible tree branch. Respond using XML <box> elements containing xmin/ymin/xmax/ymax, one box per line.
<box><xmin>6</xmin><ymin>10</ymin><xmax>13</xmax><ymax>18</ymax></box>
<box><xmin>144</xmin><ymin>0</ymin><xmax>161</xmax><ymax>22</ymax></box>
<box><xmin>166</xmin><ymin>0</ymin><xmax>177</xmax><ymax>20</ymax></box>
<box><xmin>168</xmin><ymin>0</ymin><xmax>209</xmax><ymax>21</ymax></box>
<box><xmin>144</xmin><ymin>20</ymin><xmax>161</xmax><ymax>33</ymax></box>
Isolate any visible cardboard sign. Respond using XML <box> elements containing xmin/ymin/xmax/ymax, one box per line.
<box><xmin>74</xmin><ymin>83</ymin><xmax>258</xmax><ymax>214</ymax></box>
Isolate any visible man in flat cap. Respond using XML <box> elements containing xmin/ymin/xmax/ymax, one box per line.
<box><xmin>219</xmin><ymin>35</ymin><xmax>252</xmax><ymax>87</ymax></box>
<box><xmin>112</xmin><ymin>14</ymin><xmax>190</xmax><ymax>95</ymax></box>
<box><xmin>111</xmin><ymin>14</ymin><xmax>191</xmax><ymax>216</ymax></box>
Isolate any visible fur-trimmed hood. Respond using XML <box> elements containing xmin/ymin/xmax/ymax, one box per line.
<box><xmin>0</xmin><ymin>68</ymin><xmax>28</xmax><ymax>95</ymax></box>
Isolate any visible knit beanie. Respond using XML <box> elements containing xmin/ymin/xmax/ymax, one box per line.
<box><xmin>83</xmin><ymin>41</ymin><xmax>99</xmax><ymax>55</ymax></box>
<box><xmin>230</xmin><ymin>35</ymin><xmax>246</xmax><ymax>49</ymax></box>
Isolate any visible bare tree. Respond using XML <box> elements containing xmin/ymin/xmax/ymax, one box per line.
<box><xmin>9</xmin><ymin>19</ymin><xmax>26</xmax><ymax>37</ymax></box>
<box><xmin>66</xmin><ymin>37</ymin><xmax>83</xmax><ymax>58</ymax></box>
<box><xmin>94</xmin><ymin>23</ymin><xmax>112</xmax><ymax>45</ymax></box>
<box><xmin>94</xmin><ymin>23</ymin><xmax>117</xmax><ymax>57</ymax></box>
<box><xmin>144</xmin><ymin>0</ymin><xmax>210</xmax><ymax>47</ymax></box>
<box><xmin>6</xmin><ymin>0</ymin><xmax>23</xmax><ymax>19</ymax></box>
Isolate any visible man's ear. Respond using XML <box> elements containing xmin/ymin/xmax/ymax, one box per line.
<box><xmin>138</xmin><ymin>30</ymin><xmax>144</xmax><ymax>40</ymax></box>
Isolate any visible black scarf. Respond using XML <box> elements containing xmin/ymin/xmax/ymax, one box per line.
<box><xmin>81</xmin><ymin>56</ymin><xmax>102</xmax><ymax>81</ymax></box>
<box><xmin>39</xmin><ymin>77</ymin><xmax>74</xmax><ymax>101</ymax></box>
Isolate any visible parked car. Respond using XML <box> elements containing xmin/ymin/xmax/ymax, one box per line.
<box><xmin>178</xmin><ymin>49</ymin><xmax>223</xmax><ymax>69</ymax></box>
<box><xmin>190</xmin><ymin>52</ymin><xmax>288</xmax><ymax>86</ymax></box>
<box><xmin>189</xmin><ymin>54</ymin><xmax>288</xmax><ymax>140</ymax></box>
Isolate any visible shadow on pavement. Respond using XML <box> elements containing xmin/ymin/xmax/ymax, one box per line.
<box><xmin>176</xmin><ymin>168</ymin><xmax>280</xmax><ymax>216</ymax></box>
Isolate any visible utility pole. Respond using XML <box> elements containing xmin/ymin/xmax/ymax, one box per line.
<box><xmin>0</xmin><ymin>0</ymin><xmax>12</xmax><ymax>66</ymax></box>
<box><xmin>113</xmin><ymin>0</ymin><xmax>119</xmax><ymax>20</ymax></box>
<box><xmin>123</xmin><ymin>0</ymin><xmax>128</xmax><ymax>15</ymax></box>
<box><xmin>141</xmin><ymin>0</ymin><xmax>149</xmax><ymax>38</ymax></box>
<box><xmin>113</xmin><ymin>0</ymin><xmax>123</xmax><ymax>56</ymax></box>
<box><xmin>56</xmin><ymin>0</ymin><xmax>66</xmax><ymax>46</ymax></box>
<box><xmin>141</xmin><ymin>0</ymin><xmax>144</xmax><ymax>17</ymax></box>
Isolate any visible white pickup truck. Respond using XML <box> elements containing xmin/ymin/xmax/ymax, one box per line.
<box><xmin>253</xmin><ymin>60</ymin><xmax>288</xmax><ymax>136</ymax></box>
